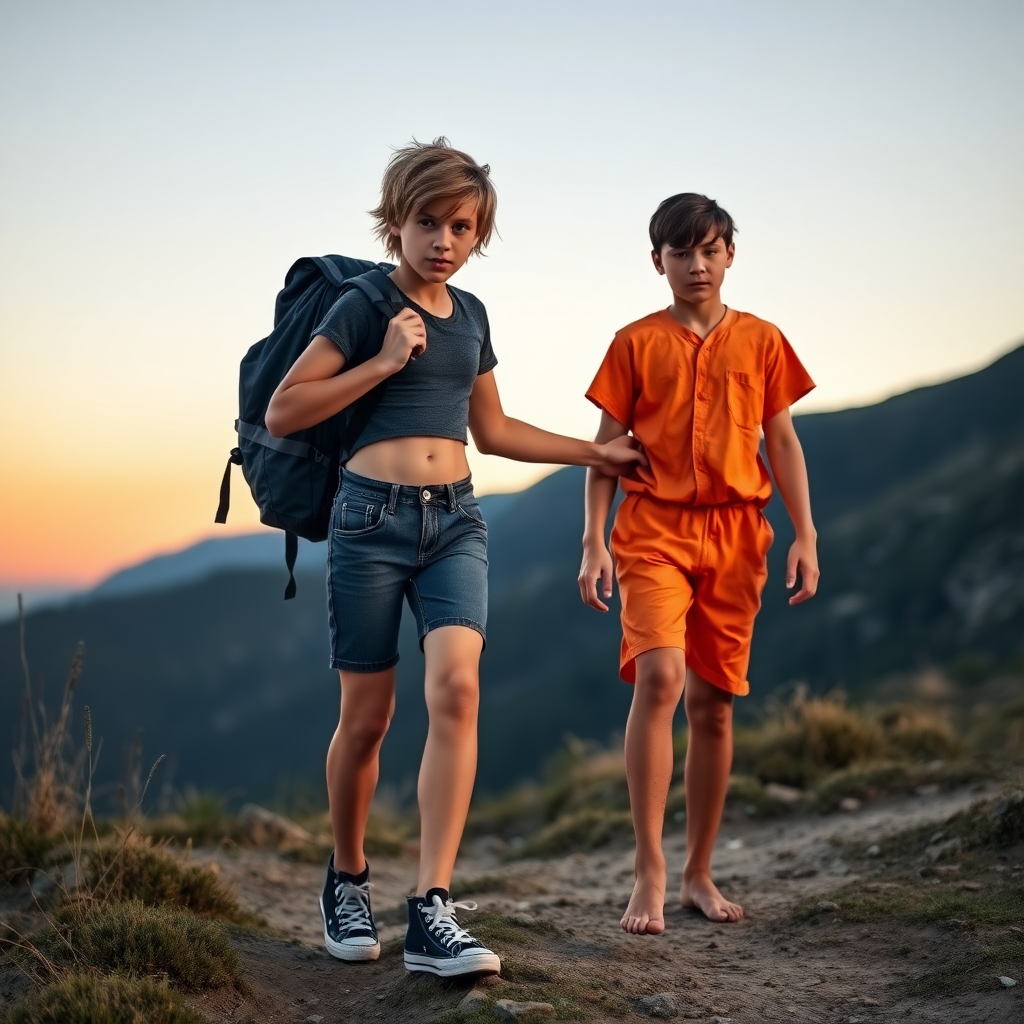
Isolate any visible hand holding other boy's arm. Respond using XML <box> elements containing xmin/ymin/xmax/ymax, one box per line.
<box><xmin>468</xmin><ymin>373</ymin><xmax>646</xmax><ymax>475</ymax></box>
<box><xmin>763</xmin><ymin>409</ymin><xmax>819</xmax><ymax>605</ymax></box>
<box><xmin>579</xmin><ymin>412</ymin><xmax>630</xmax><ymax>612</ymax></box>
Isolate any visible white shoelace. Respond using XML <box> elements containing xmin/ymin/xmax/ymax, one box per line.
<box><xmin>421</xmin><ymin>895</ymin><xmax>479</xmax><ymax>948</ymax></box>
<box><xmin>334</xmin><ymin>880</ymin><xmax>374</xmax><ymax>933</ymax></box>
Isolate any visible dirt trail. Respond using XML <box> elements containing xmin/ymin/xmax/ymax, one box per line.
<box><xmin>191</xmin><ymin>782</ymin><xmax>1023</xmax><ymax>1024</ymax></box>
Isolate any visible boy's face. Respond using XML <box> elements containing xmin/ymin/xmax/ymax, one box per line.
<box><xmin>391</xmin><ymin>197</ymin><xmax>480</xmax><ymax>283</ymax></box>
<box><xmin>652</xmin><ymin>230</ymin><xmax>735</xmax><ymax>303</ymax></box>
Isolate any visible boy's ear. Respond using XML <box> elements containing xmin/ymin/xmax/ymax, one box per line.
<box><xmin>651</xmin><ymin>250</ymin><xmax>666</xmax><ymax>275</ymax></box>
<box><xmin>389</xmin><ymin>223</ymin><xmax>401</xmax><ymax>238</ymax></box>
<box><xmin>725</xmin><ymin>242</ymin><xmax>735</xmax><ymax>268</ymax></box>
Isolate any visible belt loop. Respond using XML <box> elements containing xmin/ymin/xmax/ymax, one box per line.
<box><xmin>446</xmin><ymin>482</ymin><xmax>456</xmax><ymax>513</ymax></box>
<box><xmin>387</xmin><ymin>484</ymin><xmax>399</xmax><ymax>515</ymax></box>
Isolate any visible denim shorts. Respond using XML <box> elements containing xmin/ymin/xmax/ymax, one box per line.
<box><xmin>327</xmin><ymin>469</ymin><xmax>488</xmax><ymax>672</ymax></box>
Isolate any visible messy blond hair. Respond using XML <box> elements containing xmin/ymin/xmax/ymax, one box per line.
<box><xmin>370</xmin><ymin>138</ymin><xmax>497</xmax><ymax>259</ymax></box>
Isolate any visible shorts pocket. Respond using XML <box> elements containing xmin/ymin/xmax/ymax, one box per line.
<box><xmin>456</xmin><ymin>499</ymin><xmax>487</xmax><ymax>528</ymax></box>
<box><xmin>334</xmin><ymin>499</ymin><xmax>388</xmax><ymax>536</ymax></box>
<box><xmin>726</xmin><ymin>371</ymin><xmax>764</xmax><ymax>429</ymax></box>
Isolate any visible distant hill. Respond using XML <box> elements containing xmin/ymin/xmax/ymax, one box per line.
<box><xmin>2</xmin><ymin>345</ymin><xmax>1022</xmax><ymax>805</ymax></box>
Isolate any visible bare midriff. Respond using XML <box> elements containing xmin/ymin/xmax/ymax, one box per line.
<box><xmin>345</xmin><ymin>436</ymin><xmax>471</xmax><ymax>486</ymax></box>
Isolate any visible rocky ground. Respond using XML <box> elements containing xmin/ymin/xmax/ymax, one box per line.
<box><xmin>171</xmin><ymin>781</ymin><xmax>1024</xmax><ymax>1024</ymax></box>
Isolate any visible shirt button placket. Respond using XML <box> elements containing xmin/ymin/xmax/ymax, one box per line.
<box><xmin>694</xmin><ymin>351</ymin><xmax>709</xmax><ymax>503</ymax></box>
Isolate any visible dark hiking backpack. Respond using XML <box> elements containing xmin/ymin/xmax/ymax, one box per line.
<box><xmin>214</xmin><ymin>255</ymin><xmax>401</xmax><ymax>598</ymax></box>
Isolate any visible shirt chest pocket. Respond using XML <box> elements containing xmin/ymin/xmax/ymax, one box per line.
<box><xmin>726</xmin><ymin>371</ymin><xmax>765</xmax><ymax>430</ymax></box>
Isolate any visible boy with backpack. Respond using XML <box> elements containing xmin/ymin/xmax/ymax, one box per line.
<box><xmin>579</xmin><ymin>194</ymin><xmax>819</xmax><ymax>934</ymax></box>
<box><xmin>262</xmin><ymin>139</ymin><xmax>644</xmax><ymax>977</ymax></box>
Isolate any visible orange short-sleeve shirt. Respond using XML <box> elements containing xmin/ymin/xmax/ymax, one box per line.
<box><xmin>586</xmin><ymin>308</ymin><xmax>815</xmax><ymax>506</ymax></box>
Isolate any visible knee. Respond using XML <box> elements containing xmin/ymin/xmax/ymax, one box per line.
<box><xmin>635</xmin><ymin>661</ymin><xmax>686</xmax><ymax>711</ymax></box>
<box><xmin>684</xmin><ymin>684</ymin><xmax>733</xmax><ymax>738</ymax></box>
<box><xmin>428</xmin><ymin>669</ymin><xmax>479</xmax><ymax>725</ymax></box>
<box><xmin>341</xmin><ymin>710</ymin><xmax>391</xmax><ymax>756</ymax></box>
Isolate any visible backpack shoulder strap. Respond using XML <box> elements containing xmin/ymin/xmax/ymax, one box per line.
<box><xmin>345</xmin><ymin>267</ymin><xmax>404</xmax><ymax>322</ymax></box>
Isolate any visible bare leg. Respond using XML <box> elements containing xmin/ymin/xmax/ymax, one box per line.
<box><xmin>680</xmin><ymin>670</ymin><xmax>743</xmax><ymax>922</ymax></box>
<box><xmin>416</xmin><ymin>625</ymin><xmax>484</xmax><ymax>895</ymax></box>
<box><xmin>327</xmin><ymin>668</ymin><xmax>397</xmax><ymax>875</ymax></box>
<box><xmin>621</xmin><ymin>647</ymin><xmax>686</xmax><ymax>935</ymax></box>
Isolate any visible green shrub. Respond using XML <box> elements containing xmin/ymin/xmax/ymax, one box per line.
<box><xmin>0</xmin><ymin>815</ymin><xmax>52</xmax><ymax>889</ymax></box>
<box><xmin>34</xmin><ymin>900</ymin><xmax>242</xmax><ymax>991</ymax></box>
<box><xmin>510</xmin><ymin>808</ymin><xmax>632</xmax><ymax>859</ymax></box>
<box><xmin>0</xmin><ymin>973</ymin><xmax>206</xmax><ymax>1024</ymax></box>
<box><xmin>84</xmin><ymin>837</ymin><xmax>241</xmax><ymax>921</ymax></box>
<box><xmin>876</xmin><ymin>705</ymin><xmax>963</xmax><ymax>760</ymax></box>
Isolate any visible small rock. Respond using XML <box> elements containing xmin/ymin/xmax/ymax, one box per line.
<box><xmin>998</xmin><ymin>976</ymin><xmax>1017</xmax><ymax>987</ymax></box>
<box><xmin>791</xmin><ymin>866</ymin><xmax>818</xmax><ymax>878</ymax></box>
<box><xmin>706</xmin><ymin>939</ymin><xmax>720</xmax><ymax>949</ymax></box>
<box><xmin>1010</xmin><ymin>926</ymin><xmax>1023</xmax><ymax>935</ymax></box>
<box><xmin>460</xmin><ymin>988</ymin><xmax>489</xmax><ymax>1010</ymax></box>
<box><xmin>862</xmin><ymin>997</ymin><xmax>879</xmax><ymax>1005</ymax></box>
<box><xmin>839</xmin><ymin>797</ymin><xmax>861</xmax><ymax>812</ymax></box>
<box><xmin>989</xmin><ymin>791</ymin><xmax>1024</xmax><ymax>820</ymax></box>
<box><xmin>707</xmin><ymin>1017</ymin><xmax>733</xmax><ymax>1024</ymax></box>
<box><xmin>777</xmin><ymin>848</ymin><xmax>796</xmax><ymax>859</ymax></box>
<box><xmin>924</xmin><ymin>837</ymin><xmax>962</xmax><ymax>863</ymax></box>
<box><xmin>958</xmin><ymin>881</ymin><xmax>982</xmax><ymax>892</ymax></box>
<box><xmin>764</xmin><ymin>979</ymin><xmax>777</xmax><ymax>987</ymax></box>
<box><xmin>493</xmin><ymin>1000</ymin><xmax>555</xmax><ymax>1020</ymax></box>
<box><xmin>472</xmin><ymin>835</ymin><xmax>508</xmax><ymax>856</ymax></box>
<box><xmin>916</xmin><ymin>783</ymin><xmax>940</xmax><ymax>796</ymax></box>
<box><xmin>940</xmin><ymin>918</ymin><xmax>973</xmax><ymax>932</ymax></box>
<box><xmin>815</xmin><ymin>900</ymin><xmax>840</xmax><ymax>914</ymax></box>
<box><xmin>636</xmin><ymin>993</ymin><xmax>678</xmax><ymax>1018</ymax></box>
<box><xmin>765</xmin><ymin>782</ymin><xmax>803</xmax><ymax>805</ymax></box>
<box><xmin>724</xmin><ymin>838</ymin><xmax>743</xmax><ymax>850</ymax></box>
<box><xmin>848</xmin><ymin>1017</ymin><xmax>864</xmax><ymax>1023</ymax></box>
<box><xmin>828</xmin><ymin>857</ymin><xmax>850</xmax><ymax>876</ymax></box>
<box><xmin>304</xmin><ymin>1017</ymin><xmax>323</xmax><ymax>1024</ymax></box>
<box><xmin>238</xmin><ymin>804</ymin><xmax>313</xmax><ymax>848</ymax></box>
<box><xmin>509</xmin><ymin>913</ymin><xmax>536</xmax><ymax>926</ymax></box>
<box><xmin>866</xmin><ymin>844</ymin><xmax>881</xmax><ymax>857</ymax></box>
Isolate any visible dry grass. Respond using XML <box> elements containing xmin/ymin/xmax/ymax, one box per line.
<box><xmin>26</xmin><ymin>899</ymin><xmax>243</xmax><ymax>991</ymax></box>
<box><xmin>0</xmin><ymin>815</ymin><xmax>52</xmax><ymax>889</ymax></box>
<box><xmin>83</xmin><ymin>835</ymin><xmax>247</xmax><ymax>922</ymax></box>
<box><xmin>11</xmin><ymin>597</ymin><xmax>86</xmax><ymax>839</ymax></box>
<box><xmin>0</xmin><ymin>972</ymin><xmax>208</xmax><ymax>1024</ymax></box>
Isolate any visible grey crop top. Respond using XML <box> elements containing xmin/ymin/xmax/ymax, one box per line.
<box><xmin>312</xmin><ymin>283</ymin><xmax>498</xmax><ymax>459</ymax></box>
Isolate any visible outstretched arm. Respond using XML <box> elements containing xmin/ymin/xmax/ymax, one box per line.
<box><xmin>579</xmin><ymin>411</ymin><xmax>630</xmax><ymax>612</ymax></box>
<box><xmin>468</xmin><ymin>372</ymin><xmax>644</xmax><ymax>475</ymax></box>
<box><xmin>763</xmin><ymin>408</ymin><xmax>819</xmax><ymax>605</ymax></box>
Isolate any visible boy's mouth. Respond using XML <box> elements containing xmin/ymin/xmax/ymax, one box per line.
<box><xmin>428</xmin><ymin>258</ymin><xmax>452</xmax><ymax>267</ymax></box>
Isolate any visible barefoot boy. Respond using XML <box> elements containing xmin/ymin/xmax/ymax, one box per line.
<box><xmin>578</xmin><ymin>193</ymin><xmax>819</xmax><ymax>933</ymax></box>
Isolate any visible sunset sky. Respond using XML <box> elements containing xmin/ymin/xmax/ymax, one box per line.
<box><xmin>1</xmin><ymin>0</ymin><xmax>1022</xmax><ymax>593</ymax></box>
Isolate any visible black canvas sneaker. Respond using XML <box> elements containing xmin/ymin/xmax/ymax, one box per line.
<box><xmin>319</xmin><ymin>855</ymin><xmax>380</xmax><ymax>962</ymax></box>
<box><xmin>404</xmin><ymin>887</ymin><xmax>501</xmax><ymax>977</ymax></box>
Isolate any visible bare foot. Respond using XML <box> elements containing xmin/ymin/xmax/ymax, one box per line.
<box><xmin>620</xmin><ymin>875</ymin><xmax>666</xmax><ymax>935</ymax></box>
<box><xmin>680</xmin><ymin>871</ymin><xmax>744</xmax><ymax>922</ymax></box>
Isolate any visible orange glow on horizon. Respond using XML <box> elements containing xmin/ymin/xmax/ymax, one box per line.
<box><xmin>0</xmin><ymin>465</ymin><xmax>267</xmax><ymax>588</ymax></box>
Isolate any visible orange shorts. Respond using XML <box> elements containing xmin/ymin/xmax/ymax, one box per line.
<box><xmin>610</xmin><ymin>496</ymin><xmax>774</xmax><ymax>695</ymax></box>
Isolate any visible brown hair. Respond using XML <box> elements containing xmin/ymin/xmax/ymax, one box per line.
<box><xmin>649</xmin><ymin>193</ymin><xmax>736</xmax><ymax>253</ymax></box>
<box><xmin>370</xmin><ymin>138</ymin><xmax>497</xmax><ymax>259</ymax></box>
